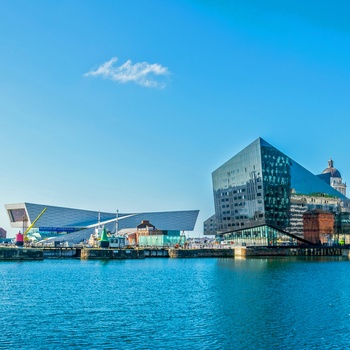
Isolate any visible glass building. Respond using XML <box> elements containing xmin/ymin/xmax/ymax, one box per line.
<box><xmin>207</xmin><ymin>138</ymin><xmax>350</xmax><ymax>246</ymax></box>
<box><xmin>138</xmin><ymin>231</ymin><xmax>181</xmax><ymax>247</ymax></box>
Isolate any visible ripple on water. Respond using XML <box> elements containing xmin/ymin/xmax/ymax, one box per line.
<box><xmin>0</xmin><ymin>258</ymin><xmax>349</xmax><ymax>349</ymax></box>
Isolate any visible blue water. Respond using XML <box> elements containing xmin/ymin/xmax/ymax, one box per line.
<box><xmin>0</xmin><ymin>257</ymin><xmax>350</xmax><ymax>349</ymax></box>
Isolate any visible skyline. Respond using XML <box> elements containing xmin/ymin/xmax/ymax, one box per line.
<box><xmin>1</xmin><ymin>1</ymin><xmax>350</xmax><ymax>237</ymax></box>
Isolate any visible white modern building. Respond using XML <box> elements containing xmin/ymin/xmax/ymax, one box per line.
<box><xmin>5</xmin><ymin>203</ymin><xmax>199</xmax><ymax>244</ymax></box>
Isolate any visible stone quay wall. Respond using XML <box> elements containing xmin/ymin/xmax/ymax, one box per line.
<box><xmin>0</xmin><ymin>247</ymin><xmax>44</xmax><ymax>260</ymax></box>
<box><xmin>168</xmin><ymin>248</ymin><xmax>234</xmax><ymax>258</ymax></box>
<box><xmin>81</xmin><ymin>248</ymin><xmax>145</xmax><ymax>259</ymax></box>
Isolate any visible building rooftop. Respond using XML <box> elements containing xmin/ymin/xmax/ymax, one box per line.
<box><xmin>322</xmin><ymin>158</ymin><xmax>341</xmax><ymax>178</ymax></box>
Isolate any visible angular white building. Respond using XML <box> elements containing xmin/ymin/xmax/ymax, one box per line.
<box><xmin>5</xmin><ymin>203</ymin><xmax>199</xmax><ymax>244</ymax></box>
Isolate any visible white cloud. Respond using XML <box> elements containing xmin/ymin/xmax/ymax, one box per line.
<box><xmin>84</xmin><ymin>57</ymin><xmax>169</xmax><ymax>88</ymax></box>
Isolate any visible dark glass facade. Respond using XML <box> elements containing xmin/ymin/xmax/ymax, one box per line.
<box><xmin>211</xmin><ymin>138</ymin><xmax>350</xmax><ymax>246</ymax></box>
<box><xmin>261</xmin><ymin>140</ymin><xmax>291</xmax><ymax>230</ymax></box>
<box><xmin>212</xmin><ymin>139</ymin><xmax>264</xmax><ymax>233</ymax></box>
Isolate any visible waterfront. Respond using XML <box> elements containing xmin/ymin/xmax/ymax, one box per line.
<box><xmin>0</xmin><ymin>258</ymin><xmax>349</xmax><ymax>349</ymax></box>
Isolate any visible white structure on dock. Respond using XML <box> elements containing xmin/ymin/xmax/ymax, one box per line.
<box><xmin>5</xmin><ymin>202</ymin><xmax>199</xmax><ymax>244</ymax></box>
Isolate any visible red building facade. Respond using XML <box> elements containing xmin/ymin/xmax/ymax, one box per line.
<box><xmin>303</xmin><ymin>210</ymin><xmax>334</xmax><ymax>244</ymax></box>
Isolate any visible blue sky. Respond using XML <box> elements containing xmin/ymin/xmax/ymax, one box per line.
<box><xmin>1</xmin><ymin>0</ymin><xmax>350</xmax><ymax>237</ymax></box>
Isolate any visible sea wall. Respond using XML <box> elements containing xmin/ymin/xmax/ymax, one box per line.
<box><xmin>246</xmin><ymin>246</ymin><xmax>343</xmax><ymax>256</ymax></box>
<box><xmin>143</xmin><ymin>248</ymin><xmax>169</xmax><ymax>258</ymax></box>
<box><xmin>43</xmin><ymin>247</ymin><xmax>79</xmax><ymax>258</ymax></box>
<box><xmin>0</xmin><ymin>246</ymin><xmax>346</xmax><ymax>261</ymax></box>
<box><xmin>0</xmin><ymin>247</ymin><xmax>44</xmax><ymax>260</ymax></box>
<box><xmin>169</xmin><ymin>246</ymin><xmax>345</xmax><ymax>258</ymax></box>
<box><xmin>81</xmin><ymin>248</ymin><xmax>145</xmax><ymax>259</ymax></box>
<box><xmin>168</xmin><ymin>248</ymin><xmax>234</xmax><ymax>258</ymax></box>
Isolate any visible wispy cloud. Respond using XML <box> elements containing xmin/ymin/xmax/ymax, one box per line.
<box><xmin>84</xmin><ymin>57</ymin><xmax>169</xmax><ymax>88</ymax></box>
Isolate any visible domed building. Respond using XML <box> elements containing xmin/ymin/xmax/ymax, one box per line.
<box><xmin>317</xmin><ymin>158</ymin><xmax>347</xmax><ymax>196</ymax></box>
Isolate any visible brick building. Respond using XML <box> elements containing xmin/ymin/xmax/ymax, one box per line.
<box><xmin>303</xmin><ymin>209</ymin><xmax>334</xmax><ymax>244</ymax></box>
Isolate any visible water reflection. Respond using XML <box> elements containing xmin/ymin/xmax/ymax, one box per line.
<box><xmin>0</xmin><ymin>259</ymin><xmax>349</xmax><ymax>349</ymax></box>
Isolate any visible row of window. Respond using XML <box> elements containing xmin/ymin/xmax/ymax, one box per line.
<box><xmin>226</xmin><ymin>165</ymin><xmax>258</xmax><ymax>177</ymax></box>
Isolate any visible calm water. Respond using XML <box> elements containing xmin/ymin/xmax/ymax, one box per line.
<box><xmin>0</xmin><ymin>257</ymin><xmax>350</xmax><ymax>350</ymax></box>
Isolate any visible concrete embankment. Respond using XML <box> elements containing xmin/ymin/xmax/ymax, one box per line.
<box><xmin>0</xmin><ymin>247</ymin><xmax>43</xmax><ymax>260</ymax></box>
<box><xmin>1</xmin><ymin>246</ymin><xmax>347</xmax><ymax>261</ymax></box>
<box><xmin>169</xmin><ymin>246</ymin><xmax>346</xmax><ymax>258</ymax></box>
<box><xmin>80</xmin><ymin>248</ymin><xmax>145</xmax><ymax>259</ymax></box>
<box><xmin>168</xmin><ymin>248</ymin><xmax>234</xmax><ymax>258</ymax></box>
<box><xmin>245</xmin><ymin>246</ymin><xmax>344</xmax><ymax>257</ymax></box>
<box><xmin>143</xmin><ymin>248</ymin><xmax>169</xmax><ymax>258</ymax></box>
<box><xmin>43</xmin><ymin>247</ymin><xmax>80</xmax><ymax>258</ymax></box>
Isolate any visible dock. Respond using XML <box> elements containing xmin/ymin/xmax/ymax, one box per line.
<box><xmin>0</xmin><ymin>247</ymin><xmax>43</xmax><ymax>260</ymax></box>
<box><xmin>168</xmin><ymin>248</ymin><xmax>234</xmax><ymax>258</ymax></box>
<box><xmin>80</xmin><ymin>248</ymin><xmax>144</xmax><ymax>259</ymax></box>
<box><xmin>0</xmin><ymin>245</ymin><xmax>349</xmax><ymax>261</ymax></box>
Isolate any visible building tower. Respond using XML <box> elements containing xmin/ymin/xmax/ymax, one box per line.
<box><xmin>317</xmin><ymin>158</ymin><xmax>347</xmax><ymax>196</ymax></box>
